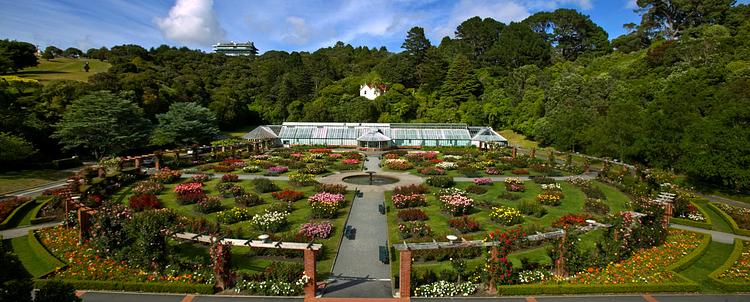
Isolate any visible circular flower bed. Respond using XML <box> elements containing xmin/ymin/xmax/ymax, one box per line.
<box><xmin>489</xmin><ymin>206</ymin><xmax>524</xmax><ymax>226</ymax></box>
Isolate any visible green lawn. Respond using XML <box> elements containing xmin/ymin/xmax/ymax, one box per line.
<box><xmin>0</xmin><ymin>169</ymin><xmax>72</xmax><ymax>194</ymax></box>
<box><xmin>12</xmin><ymin>58</ymin><xmax>110</xmax><ymax>84</ymax></box>
<box><xmin>124</xmin><ymin>178</ymin><xmax>352</xmax><ymax>277</ymax></box>
<box><xmin>594</xmin><ymin>181</ymin><xmax>631</xmax><ymax>213</ymax></box>
<box><xmin>6</xmin><ymin>235</ymin><xmax>63</xmax><ymax>278</ymax></box>
<box><xmin>677</xmin><ymin>241</ymin><xmax>734</xmax><ymax>292</ymax></box>
<box><xmin>693</xmin><ymin>199</ymin><xmax>733</xmax><ymax>233</ymax></box>
<box><xmin>498</xmin><ymin>130</ymin><xmax>543</xmax><ymax>150</ymax></box>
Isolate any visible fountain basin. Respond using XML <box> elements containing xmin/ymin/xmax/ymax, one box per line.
<box><xmin>342</xmin><ymin>174</ymin><xmax>399</xmax><ymax>185</ymax></box>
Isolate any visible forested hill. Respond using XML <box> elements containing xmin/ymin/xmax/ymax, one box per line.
<box><xmin>1</xmin><ymin>2</ymin><xmax>749</xmax><ymax>191</ymax></box>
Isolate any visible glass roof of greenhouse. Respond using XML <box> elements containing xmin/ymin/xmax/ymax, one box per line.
<box><xmin>244</xmin><ymin>122</ymin><xmax>507</xmax><ymax>142</ymax></box>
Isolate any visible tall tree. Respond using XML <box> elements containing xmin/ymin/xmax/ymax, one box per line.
<box><xmin>0</xmin><ymin>132</ymin><xmax>36</xmax><ymax>162</ymax></box>
<box><xmin>52</xmin><ymin>91</ymin><xmax>151</xmax><ymax>158</ymax></box>
<box><xmin>151</xmin><ymin>102</ymin><xmax>219</xmax><ymax>147</ymax></box>
<box><xmin>484</xmin><ymin>22</ymin><xmax>552</xmax><ymax>69</ymax></box>
<box><xmin>524</xmin><ymin>9</ymin><xmax>611</xmax><ymax>60</ymax></box>
<box><xmin>439</xmin><ymin>55</ymin><xmax>482</xmax><ymax>102</ymax></box>
<box><xmin>636</xmin><ymin>0</ymin><xmax>735</xmax><ymax>39</ymax></box>
<box><xmin>402</xmin><ymin>26</ymin><xmax>432</xmax><ymax>63</ymax></box>
<box><xmin>0</xmin><ymin>39</ymin><xmax>38</xmax><ymax>73</ymax></box>
<box><xmin>63</xmin><ymin>47</ymin><xmax>83</xmax><ymax>58</ymax></box>
<box><xmin>455</xmin><ymin>17</ymin><xmax>505</xmax><ymax>60</ymax></box>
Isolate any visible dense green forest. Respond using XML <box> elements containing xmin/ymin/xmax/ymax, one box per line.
<box><xmin>0</xmin><ymin>1</ymin><xmax>748</xmax><ymax>191</ymax></box>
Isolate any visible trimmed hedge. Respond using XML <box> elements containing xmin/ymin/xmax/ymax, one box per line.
<box><xmin>708</xmin><ymin>203</ymin><xmax>750</xmax><ymax>237</ymax></box>
<box><xmin>0</xmin><ymin>198</ymin><xmax>37</xmax><ymax>230</ymax></box>
<box><xmin>28</xmin><ymin>230</ymin><xmax>66</xmax><ymax>277</ymax></box>
<box><xmin>670</xmin><ymin>233</ymin><xmax>712</xmax><ymax>272</ymax></box>
<box><xmin>30</xmin><ymin>196</ymin><xmax>58</xmax><ymax>225</ymax></box>
<box><xmin>707</xmin><ymin>239</ymin><xmax>749</xmax><ymax>292</ymax></box>
<box><xmin>33</xmin><ymin>279</ymin><xmax>215</xmax><ymax>294</ymax></box>
<box><xmin>671</xmin><ymin>200</ymin><xmax>713</xmax><ymax>230</ymax></box>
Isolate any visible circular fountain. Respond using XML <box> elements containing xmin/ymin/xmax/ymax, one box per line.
<box><xmin>342</xmin><ymin>172</ymin><xmax>399</xmax><ymax>185</ymax></box>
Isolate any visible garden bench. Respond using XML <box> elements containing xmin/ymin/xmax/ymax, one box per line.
<box><xmin>378</xmin><ymin>245</ymin><xmax>389</xmax><ymax>264</ymax></box>
<box><xmin>378</xmin><ymin>203</ymin><xmax>385</xmax><ymax>214</ymax></box>
<box><xmin>345</xmin><ymin>225</ymin><xmax>356</xmax><ymax>240</ymax></box>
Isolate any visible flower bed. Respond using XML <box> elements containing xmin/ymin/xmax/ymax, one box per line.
<box><xmin>439</xmin><ymin>194</ymin><xmax>474</xmax><ymax>216</ymax></box>
<box><xmin>392</xmin><ymin>193</ymin><xmax>427</xmax><ymax>208</ymax></box>
<box><xmin>448</xmin><ymin>216</ymin><xmax>480</xmax><ymax>233</ymax></box>
<box><xmin>298</xmin><ymin>222</ymin><xmax>333</xmax><ymax>240</ymax></box>
<box><xmin>308</xmin><ymin>192</ymin><xmax>345</xmax><ymax>218</ymax></box>
<box><xmin>397</xmin><ymin>208</ymin><xmax>428</xmax><ymax>221</ymax></box>
<box><xmin>132</xmin><ymin>181</ymin><xmax>164</xmax><ymax>195</ymax></box>
<box><xmin>342</xmin><ymin>158</ymin><xmax>360</xmax><ymax>165</ymax></box>
<box><xmin>37</xmin><ymin>226</ymin><xmax>211</xmax><ymax>284</ymax></box>
<box><xmin>504</xmin><ymin>178</ymin><xmax>525</xmax><ymax>192</ymax></box>
<box><xmin>436</xmin><ymin>187</ymin><xmax>467</xmax><ymax>197</ymax></box>
<box><xmin>419</xmin><ymin>167</ymin><xmax>446</xmax><ymax>175</ymax></box>
<box><xmin>717</xmin><ymin>240</ymin><xmax>750</xmax><ymax>283</ymax></box>
<box><xmin>173</xmin><ymin>182</ymin><xmax>205</xmax><ymax>205</ymax></box>
<box><xmin>251</xmin><ymin>210</ymin><xmax>289</xmax><ymax>232</ymax></box>
<box><xmin>266</xmin><ymin>166</ymin><xmax>289</xmax><ymax>175</ymax></box>
<box><xmin>0</xmin><ymin>196</ymin><xmax>31</xmax><ymax>222</ymax></box>
<box><xmin>288</xmin><ymin>172</ymin><xmax>317</xmax><ymax>186</ymax></box>
<box><xmin>414</xmin><ymin>280</ymin><xmax>476</xmax><ymax>297</ymax></box>
<box><xmin>714</xmin><ymin>203</ymin><xmax>750</xmax><ymax>230</ymax></box>
<box><xmin>271</xmin><ymin>190</ymin><xmax>305</xmax><ymax>202</ymax></box>
<box><xmin>221</xmin><ymin>174</ymin><xmax>240</xmax><ymax>183</ymax></box>
<box><xmin>394</xmin><ymin>184</ymin><xmax>429</xmax><ymax>195</ymax></box>
<box><xmin>485</xmin><ymin>167</ymin><xmax>502</xmax><ymax>175</ymax></box>
<box><xmin>190</xmin><ymin>173</ymin><xmax>211</xmax><ymax>183</ymax></box>
<box><xmin>552</xmin><ymin>214</ymin><xmax>589</xmax><ymax>228</ymax></box>
<box><xmin>384</xmin><ymin>159</ymin><xmax>413</xmax><ymax>170</ymax></box>
<box><xmin>537</xmin><ymin>190</ymin><xmax>563</xmax><ymax>206</ymax></box>
<box><xmin>215</xmin><ymin>207</ymin><xmax>253</xmax><ymax>224</ymax></box>
<box><xmin>436</xmin><ymin>162</ymin><xmax>457</xmax><ymax>170</ymax></box>
<box><xmin>128</xmin><ymin>194</ymin><xmax>161</xmax><ymax>212</ymax></box>
<box><xmin>398</xmin><ymin>221</ymin><xmax>432</xmax><ymax>239</ymax></box>
<box><xmin>151</xmin><ymin>168</ymin><xmax>181</xmax><ymax>184</ymax></box>
<box><xmin>489</xmin><ymin>206</ymin><xmax>524</xmax><ymax>226</ymax></box>
<box><xmin>195</xmin><ymin>196</ymin><xmax>222</xmax><ymax>214</ymax></box>
<box><xmin>565</xmin><ymin>229</ymin><xmax>703</xmax><ymax>285</ymax></box>
<box><xmin>473</xmin><ymin>177</ymin><xmax>492</xmax><ymax>185</ymax></box>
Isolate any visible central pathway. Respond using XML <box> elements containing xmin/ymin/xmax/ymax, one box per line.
<box><xmin>325</xmin><ymin>155</ymin><xmax>392</xmax><ymax>297</ymax></box>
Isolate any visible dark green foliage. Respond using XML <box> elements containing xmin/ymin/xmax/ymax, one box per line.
<box><xmin>150</xmin><ymin>102</ymin><xmax>219</xmax><ymax>147</ymax></box>
<box><xmin>35</xmin><ymin>280</ymin><xmax>81</xmax><ymax>302</ymax></box>
<box><xmin>426</xmin><ymin>175</ymin><xmax>454</xmax><ymax>188</ymax></box>
<box><xmin>0</xmin><ymin>240</ymin><xmax>33</xmax><ymax>302</ymax></box>
<box><xmin>126</xmin><ymin>209</ymin><xmax>178</xmax><ymax>268</ymax></box>
<box><xmin>252</xmin><ymin>178</ymin><xmax>279</xmax><ymax>193</ymax></box>
<box><xmin>524</xmin><ymin>8</ymin><xmax>611</xmax><ymax>60</ymax></box>
<box><xmin>0</xmin><ymin>39</ymin><xmax>38</xmax><ymax>73</ymax></box>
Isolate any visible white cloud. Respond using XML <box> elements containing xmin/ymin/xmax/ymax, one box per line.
<box><xmin>156</xmin><ymin>0</ymin><xmax>226</xmax><ymax>46</ymax></box>
<box><xmin>283</xmin><ymin>16</ymin><xmax>311</xmax><ymax>45</ymax></box>
<box><xmin>433</xmin><ymin>0</ymin><xmax>531</xmax><ymax>38</ymax></box>
<box><xmin>625</xmin><ymin>0</ymin><xmax>639</xmax><ymax>10</ymax></box>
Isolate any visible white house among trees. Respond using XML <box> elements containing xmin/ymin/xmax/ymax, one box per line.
<box><xmin>359</xmin><ymin>83</ymin><xmax>387</xmax><ymax>100</ymax></box>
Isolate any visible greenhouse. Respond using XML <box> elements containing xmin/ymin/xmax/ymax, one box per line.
<box><xmin>244</xmin><ymin>122</ymin><xmax>507</xmax><ymax>149</ymax></box>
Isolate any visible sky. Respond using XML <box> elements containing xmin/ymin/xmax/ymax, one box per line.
<box><xmin>0</xmin><ymin>0</ymin><xmax>747</xmax><ymax>54</ymax></box>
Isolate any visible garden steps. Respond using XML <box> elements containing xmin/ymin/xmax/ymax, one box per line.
<box><xmin>676</xmin><ymin>241</ymin><xmax>735</xmax><ymax>292</ymax></box>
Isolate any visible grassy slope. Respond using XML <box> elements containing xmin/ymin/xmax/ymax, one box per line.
<box><xmin>126</xmin><ymin>178</ymin><xmax>351</xmax><ymax>277</ymax></box>
<box><xmin>13</xmin><ymin>58</ymin><xmax>110</xmax><ymax>84</ymax></box>
<box><xmin>693</xmin><ymin>199</ymin><xmax>733</xmax><ymax>233</ymax></box>
<box><xmin>0</xmin><ymin>169</ymin><xmax>72</xmax><ymax>194</ymax></box>
<box><xmin>7</xmin><ymin>236</ymin><xmax>61</xmax><ymax>278</ymax></box>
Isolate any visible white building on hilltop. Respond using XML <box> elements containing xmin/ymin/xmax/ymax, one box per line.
<box><xmin>212</xmin><ymin>41</ymin><xmax>258</xmax><ymax>56</ymax></box>
<box><xmin>359</xmin><ymin>83</ymin><xmax>387</xmax><ymax>100</ymax></box>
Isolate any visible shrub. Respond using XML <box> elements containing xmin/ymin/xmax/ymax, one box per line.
<box><xmin>439</xmin><ymin>194</ymin><xmax>474</xmax><ymax>216</ymax></box>
<box><xmin>298</xmin><ymin>222</ymin><xmax>333</xmax><ymax>240</ymax></box>
<box><xmin>288</xmin><ymin>172</ymin><xmax>317</xmax><ymax>186</ymax></box>
<box><xmin>489</xmin><ymin>206</ymin><xmax>524</xmax><ymax>226</ymax></box>
<box><xmin>414</xmin><ymin>280</ymin><xmax>476</xmax><ymax>297</ymax></box>
<box><xmin>216</xmin><ymin>207</ymin><xmax>252</xmax><ymax>224</ymax></box>
<box><xmin>272</xmin><ymin>190</ymin><xmax>305</xmax><ymax>202</ymax></box>
<box><xmin>251</xmin><ymin>210</ymin><xmax>288</xmax><ymax>232</ymax></box>
<box><xmin>394</xmin><ymin>184</ymin><xmax>429</xmax><ymax>195</ymax></box>
<box><xmin>253</xmin><ymin>178</ymin><xmax>279</xmax><ymax>193</ymax></box>
<box><xmin>397</xmin><ymin>208</ymin><xmax>428</xmax><ymax>221</ymax></box>
<box><xmin>35</xmin><ymin>280</ymin><xmax>81</xmax><ymax>302</ymax></box>
<box><xmin>195</xmin><ymin>196</ymin><xmax>223</xmax><ymax>214</ymax></box>
<box><xmin>436</xmin><ymin>187</ymin><xmax>467</xmax><ymax>197</ymax></box>
<box><xmin>537</xmin><ymin>190</ymin><xmax>563</xmax><ymax>206</ymax></box>
<box><xmin>213</xmin><ymin>165</ymin><xmax>236</xmax><ymax>172</ymax></box>
<box><xmin>190</xmin><ymin>173</ymin><xmax>211</xmax><ymax>183</ymax></box>
<box><xmin>315</xmin><ymin>183</ymin><xmax>347</xmax><ymax>194</ymax></box>
<box><xmin>531</xmin><ymin>176</ymin><xmax>556</xmax><ymax>184</ymax></box>
<box><xmin>128</xmin><ymin>194</ymin><xmax>161</xmax><ymax>212</ymax></box>
<box><xmin>221</xmin><ymin>174</ymin><xmax>240</xmax><ymax>182</ymax></box>
<box><xmin>398</xmin><ymin>221</ymin><xmax>432</xmax><ymax>239</ymax></box>
<box><xmin>235</xmin><ymin>193</ymin><xmax>263</xmax><ymax>207</ymax></box>
<box><xmin>448</xmin><ymin>216</ymin><xmax>480</xmax><ymax>233</ymax></box>
<box><xmin>459</xmin><ymin>167</ymin><xmax>480</xmax><ymax>178</ymax></box>
<box><xmin>266</xmin><ymin>166</ymin><xmax>288</xmax><ymax>175</ymax></box>
<box><xmin>511</xmin><ymin>169</ymin><xmax>529</xmax><ymax>175</ymax></box>
<box><xmin>243</xmin><ymin>165</ymin><xmax>262</xmax><ymax>173</ymax></box>
<box><xmin>516</xmin><ymin>200</ymin><xmax>547</xmax><ymax>218</ymax></box>
<box><xmin>308</xmin><ymin>192</ymin><xmax>345</xmax><ymax>218</ymax></box>
<box><xmin>553</xmin><ymin>214</ymin><xmax>589</xmax><ymax>228</ymax></box>
<box><xmin>584</xmin><ymin>198</ymin><xmax>609</xmax><ymax>215</ymax></box>
<box><xmin>0</xmin><ymin>196</ymin><xmax>31</xmax><ymax>222</ymax></box>
<box><xmin>485</xmin><ymin>167</ymin><xmax>502</xmax><ymax>175</ymax></box>
<box><xmin>427</xmin><ymin>176</ymin><xmax>454</xmax><ymax>188</ymax></box>
<box><xmin>302</xmin><ymin>164</ymin><xmax>327</xmax><ymax>174</ymax></box>
<box><xmin>436</xmin><ymin>162</ymin><xmax>457</xmax><ymax>170</ymax></box>
<box><xmin>173</xmin><ymin>182</ymin><xmax>205</xmax><ymax>205</ymax></box>
<box><xmin>132</xmin><ymin>180</ymin><xmax>164</xmax><ymax>195</ymax></box>
<box><xmin>392</xmin><ymin>194</ymin><xmax>427</xmax><ymax>208</ymax></box>
<box><xmin>384</xmin><ymin>159</ymin><xmax>413</xmax><ymax>170</ymax></box>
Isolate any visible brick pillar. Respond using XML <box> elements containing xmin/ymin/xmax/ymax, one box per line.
<box><xmin>399</xmin><ymin>249</ymin><xmax>412</xmax><ymax>299</ymax></box>
<box><xmin>303</xmin><ymin>249</ymin><xmax>316</xmax><ymax>299</ymax></box>
<box><xmin>78</xmin><ymin>208</ymin><xmax>92</xmax><ymax>244</ymax></box>
<box><xmin>154</xmin><ymin>156</ymin><xmax>161</xmax><ymax>170</ymax></box>
<box><xmin>663</xmin><ymin>203</ymin><xmax>673</xmax><ymax>229</ymax></box>
<box><xmin>512</xmin><ymin>147</ymin><xmax>517</xmax><ymax>159</ymax></box>
<box><xmin>488</xmin><ymin>246</ymin><xmax>499</xmax><ymax>294</ymax></box>
<box><xmin>134</xmin><ymin>157</ymin><xmax>141</xmax><ymax>168</ymax></box>
<box><xmin>530</xmin><ymin>147</ymin><xmax>536</xmax><ymax>158</ymax></box>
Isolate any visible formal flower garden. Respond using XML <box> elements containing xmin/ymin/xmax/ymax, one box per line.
<box><xmin>185</xmin><ymin>148</ymin><xmax>365</xmax><ymax>176</ymax></box>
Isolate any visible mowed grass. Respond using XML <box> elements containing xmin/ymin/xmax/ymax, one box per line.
<box><xmin>0</xmin><ymin>169</ymin><xmax>72</xmax><ymax>194</ymax></box>
<box><xmin>122</xmin><ymin>178</ymin><xmax>352</xmax><ymax>277</ymax></box>
<box><xmin>6</xmin><ymin>235</ymin><xmax>63</xmax><ymax>278</ymax></box>
<box><xmin>677</xmin><ymin>240</ymin><xmax>734</xmax><ymax>292</ymax></box>
<box><xmin>14</xmin><ymin>58</ymin><xmax>110</xmax><ymax>84</ymax></box>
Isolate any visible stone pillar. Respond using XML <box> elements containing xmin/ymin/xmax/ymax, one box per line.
<box><xmin>303</xmin><ymin>249</ymin><xmax>316</xmax><ymax>299</ymax></box>
<box><xmin>399</xmin><ymin>249</ymin><xmax>412</xmax><ymax>299</ymax></box>
<box><xmin>554</xmin><ymin>231</ymin><xmax>567</xmax><ymax>277</ymax></box>
<box><xmin>488</xmin><ymin>246</ymin><xmax>499</xmax><ymax>294</ymax></box>
<box><xmin>512</xmin><ymin>147</ymin><xmax>517</xmax><ymax>159</ymax></box>
<box><xmin>134</xmin><ymin>157</ymin><xmax>141</xmax><ymax>168</ymax></box>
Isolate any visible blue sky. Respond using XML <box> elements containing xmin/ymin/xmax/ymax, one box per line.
<box><xmin>0</xmin><ymin>0</ymin><xmax>746</xmax><ymax>53</ymax></box>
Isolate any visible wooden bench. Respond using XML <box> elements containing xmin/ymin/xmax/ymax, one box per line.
<box><xmin>378</xmin><ymin>245</ymin><xmax>389</xmax><ymax>264</ymax></box>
